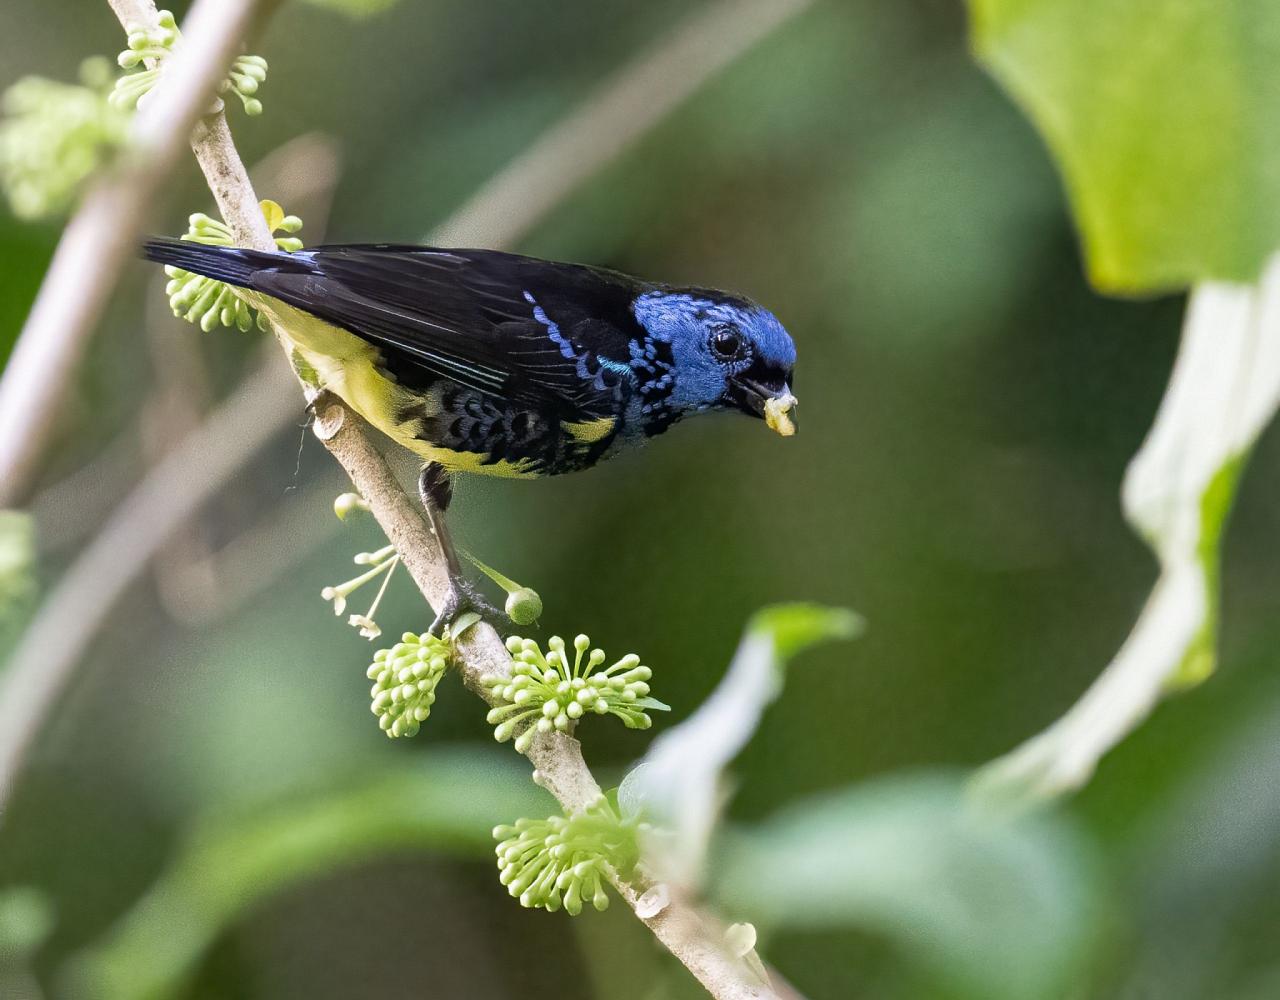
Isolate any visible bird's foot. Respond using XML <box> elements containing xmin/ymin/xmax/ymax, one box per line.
<box><xmin>428</xmin><ymin>575</ymin><xmax>508</xmax><ymax>639</ymax></box>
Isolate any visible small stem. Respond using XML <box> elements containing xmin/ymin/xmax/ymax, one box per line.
<box><xmin>363</xmin><ymin>554</ymin><xmax>398</xmax><ymax>620</ymax></box>
<box><xmin>460</xmin><ymin>547</ymin><xmax>522</xmax><ymax>594</ymax></box>
<box><xmin>357</xmin><ymin>544</ymin><xmax>397</xmax><ymax>565</ymax></box>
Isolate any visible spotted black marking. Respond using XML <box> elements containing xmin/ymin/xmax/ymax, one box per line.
<box><xmin>628</xmin><ymin>336</ymin><xmax>680</xmax><ymax>437</ymax></box>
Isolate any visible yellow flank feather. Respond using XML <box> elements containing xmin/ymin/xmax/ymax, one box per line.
<box><xmin>245</xmin><ymin>292</ymin><xmax>541</xmax><ymax>478</ymax></box>
<box><xmin>563</xmin><ymin>415</ymin><xmax>617</xmax><ymax>443</ymax></box>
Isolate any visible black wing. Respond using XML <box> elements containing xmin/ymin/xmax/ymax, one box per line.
<box><xmin>250</xmin><ymin>245</ymin><xmax>649</xmax><ymax>420</ymax></box>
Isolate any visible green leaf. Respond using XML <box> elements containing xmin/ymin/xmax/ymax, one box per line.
<box><xmin>969</xmin><ymin>0</ymin><xmax>1280</xmax><ymax>291</ymax></box>
<box><xmin>716</xmin><ymin>774</ymin><xmax>1101</xmax><ymax>1000</ymax></box>
<box><xmin>749</xmin><ymin>602</ymin><xmax>863</xmax><ymax>662</ymax></box>
<box><xmin>68</xmin><ymin>750</ymin><xmax>550</xmax><ymax>1000</ymax></box>
<box><xmin>627</xmin><ymin>603</ymin><xmax>861</xmax><ymax>889</ymax></box>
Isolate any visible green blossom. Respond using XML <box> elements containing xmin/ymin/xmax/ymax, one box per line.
<box><xmin>484</xmin><ymin>634</ymin><xmax>668</xmax><ymax>753</ymax></box>
<box><xmin>493</xmin><ymin>798</ymin><xmax>637</xmax><ymax>915</ymax></box>
<box><xmin>165</xmin><ymin>199</ymin><xmax>302</xmax><ymax>332</ymax></box>
<box><xmin>112</xmin><ymin>10</ymin><xmax>268</xmax><ymax>116</ymax></box>
<box><xmin>366</xmin><ymin>632</ymin><xmax>451</xmax><ymax>738</ymax></box>
<box><xmin>0</xmin><ymin>58</ymin><xmax>125</xmax><ymax>219</ymax></box>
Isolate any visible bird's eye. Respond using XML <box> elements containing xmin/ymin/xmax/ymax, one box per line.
<box><xmin>709</xmin><ymin>325</ymin><xmax>743</xmax><ymax>360</ymax></box>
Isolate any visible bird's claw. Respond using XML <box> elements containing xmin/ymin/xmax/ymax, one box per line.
<box><xmin>428</xmin><ymin>577</ymin><xmax>508</xmax><ymax>639</ymax></box>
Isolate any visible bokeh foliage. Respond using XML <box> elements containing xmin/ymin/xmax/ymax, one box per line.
<box><xmin>971</xmin><ymin>0</ymin><xmax>1280</xmax><ymax>292</ymax></box>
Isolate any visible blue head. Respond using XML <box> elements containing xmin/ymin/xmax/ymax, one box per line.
<box><xmin>631</xmin><ymin>289</ymin><xmax>798</xmax><ymax>435</ymax></box>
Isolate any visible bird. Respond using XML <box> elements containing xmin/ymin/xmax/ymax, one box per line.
<box><xmin>141</xmin><ymin>240</ymin><xmax>799</xmax><ymax>631</ymax></box>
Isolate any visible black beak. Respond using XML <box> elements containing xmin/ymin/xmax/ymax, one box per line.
<box><xmin>730</xmin><ymin>377</ymin><xmax>798</xmax><ymax>436</ymax></box>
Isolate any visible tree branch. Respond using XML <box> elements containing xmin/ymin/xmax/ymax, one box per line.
<box><xmin>310</xmin><ymin>383</ymin><xmax>777</xmax><ymax>1000</ymax></box>
<box><xmin>176</xmin><ymin>23</ymin><xmax>780</xmax><ymax>1000</ymax></box>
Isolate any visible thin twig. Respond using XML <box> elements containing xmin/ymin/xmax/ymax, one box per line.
<box><xmin>148</xmin><ymin>133</ymin><xmax>343</xmax><ymax>623</ymax></box>
<box><xmin>0</xmin><ymin>0</ymin><xmax>261</xmax><ymax>508</ymax></box>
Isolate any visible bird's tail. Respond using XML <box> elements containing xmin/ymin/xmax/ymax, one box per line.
<box><xmin>141</xmin><ymin>237</ymin><xmax>293</xmax><ymax>289</ymax></box>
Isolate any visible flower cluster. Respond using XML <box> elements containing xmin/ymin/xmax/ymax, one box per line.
<box><xmin>493</xmin><ymin>798</ymin><xmax>637</xmax><ymax>915</ymax></box>
<box><xmin>484</xmin><ymin>634</ymin><xmax>667</xmax><ymax>753</ymax></box>
<box><xmin>367</xmin><ymin>632</ymin><xmax>451</xmax><ymax>738</ymax></box>
<box><xmin>0</xmin><ymin>58</ymin><xmax>126</xmax><ymax>220</ymax></box>
<box><xmin>165</xmin><ymin>200</ymin><xmax>303</xmax><ymax>332</ymax></box>
<box><xmin>112</xmin><ymin>10</ymin><xmax>269</xmax><ymax>116</ymax></box>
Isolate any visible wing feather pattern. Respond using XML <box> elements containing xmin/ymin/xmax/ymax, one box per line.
<box><xmin>248</xmin><ymin>245</ymin><xmax>645</xmax><ymax>420</ymax></box>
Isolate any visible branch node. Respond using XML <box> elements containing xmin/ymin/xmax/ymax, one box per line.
<box><xmin>311</xmin><ymin>394</ymin><xmax>345</xmax><ymax>441</ymax></box>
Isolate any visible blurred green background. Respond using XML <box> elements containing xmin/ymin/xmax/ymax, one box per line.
<box><xmin>3</xmin><ymin>1</ymin><xmax>1280</xmax><ymax>998</ymax></box>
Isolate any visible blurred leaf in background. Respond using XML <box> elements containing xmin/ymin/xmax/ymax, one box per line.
<box><xmin>633</xmin><ymin>603</ymin><xmax>862</xmax><ymax>889</ymax></box>
<box><xmin>716</xmin><ymin>774</ymin><xmax>1102</xmax><ymax>1000</ymax></box>
<box><xmin>970</xmin><ymin>0</ymin><xmax>1280</xmax><ymax>292</ymax></box>
<box><xmin>69</xmin><ymin>750</ymin><xmax>550</xmax><ymax>1000</ymax></box>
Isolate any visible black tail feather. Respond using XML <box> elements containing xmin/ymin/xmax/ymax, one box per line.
<box><xmin>141</xmin><ymin>238</ymin><xmax>294</xmax><ymax>290</ymax></box>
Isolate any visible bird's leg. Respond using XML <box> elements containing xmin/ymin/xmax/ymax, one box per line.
<box><xmin>418</xmin><ymin>463</ymin><xmax>505</xmax><ymax>637</ymax></box>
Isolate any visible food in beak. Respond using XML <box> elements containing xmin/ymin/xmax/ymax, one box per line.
<box><xmin>763</xmin><ymin>393</ymin><xmax>798</xmax><ymax>436</ymax></box>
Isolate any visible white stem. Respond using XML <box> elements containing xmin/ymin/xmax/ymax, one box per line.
<box><xmin>977</xmin><ymin>253</ymin><xmax>1280</xmax><ymax>803</ymax></box>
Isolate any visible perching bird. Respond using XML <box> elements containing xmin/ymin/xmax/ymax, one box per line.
<box><xmin>141</xmin><ymin>241</ymin><xmax>799</xmax><ymax>629</ymax></box>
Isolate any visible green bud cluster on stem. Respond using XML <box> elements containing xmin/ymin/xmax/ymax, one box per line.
<box><xmin>493</xmin><ymin>797</ymin><xmax>637</xmax><ymax>915</ymax></box>
<box><xmin>366</xmin><ymin>631</ymin><xmax>452</xmax><ymax>738</ymax></box>
<box><xmin>483</xmin><ymin>634</ymin><xmax>668</xmax><ymax>753</ymax></box>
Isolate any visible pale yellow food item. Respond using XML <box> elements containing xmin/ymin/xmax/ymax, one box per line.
<box><xmin>763</xmin><ymin>393</ymin><xmax>798</xmax><ymax>437</ymax></box>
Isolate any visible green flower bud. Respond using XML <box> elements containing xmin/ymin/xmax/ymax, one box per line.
<box><xmin>163</xmin><ymin>201</ymin><xmax>303</xmax><ymax>333</ymax></box>
<box><xmin>504</xmin><ymin>587</ymin><xmax>543</xmax><ymax>625</ymax></box>
<box><xmin>0</xmin><ymin>63</ymin><xmax>127</xmax><ymax>220</ymax></box>
<box><xmin>333</xmin><ymin>492</ymin><xmax>369</xmax><ymax>521</ymax></box>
